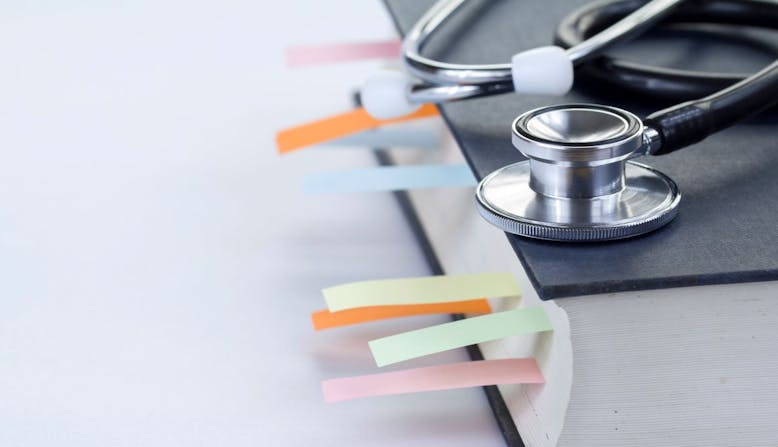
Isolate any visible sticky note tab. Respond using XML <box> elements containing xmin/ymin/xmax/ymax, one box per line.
<box><xmin>311</xmin><ymin>299</ymin><xmax>491</xmax><ymax>331</ymax></box>
<box><xmin>321</xmin><ymin>358</ymin><xmax>544</xmax><ymax>403</ymax></box>
<box><xmin>286</xmin><ymin>40</ymin><xmax>402</xmax><ymax>67</ymax></box>
<box><xmin>323</xmin><ymin>272</ymin><xmax>520</xmax><ymax>312</ymax></box>
<box><xmin>322</xmin><ymin>127</ymin><xmax>439</xmax><ymax>150</ymax></box>
<box><xmin>304</xmin><ymin>165</ymin><xmax>475</xmax><ymax>194</ymax></box>
<box><xmin>369</xmin><ymin>307</ymin><xmax>552</xmax><ymax>367</ymax></box>
<box><xmin>276</xmin><ymin>105</ymin><xmax>439</xmax><ymax>154</ymax></box>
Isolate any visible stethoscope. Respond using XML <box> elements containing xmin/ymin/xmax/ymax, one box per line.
<box><xmin>362</xmin><ymin>0</ymin><xmax>778</xmax><ymax>242</ymax></box>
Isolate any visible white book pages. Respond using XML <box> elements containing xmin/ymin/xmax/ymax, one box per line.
<box><xmin>386</xmin><ymin>133</ymin><xmax>572</xmax><ymax>447</ymax></box>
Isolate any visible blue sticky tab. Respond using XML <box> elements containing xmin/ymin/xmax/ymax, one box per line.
<box><xmin>304</xmin><ymin>165</ymin><xmax>476</xmax><ymax>194</ymax></box>
<box><xmin>320</xmin><ymin>128</ymin><xmax>439</xmax><ymax>150</ymax></box>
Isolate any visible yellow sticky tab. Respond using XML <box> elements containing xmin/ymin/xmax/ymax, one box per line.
<box><xmin>323</xmin><ymin>272</ymin><xmax>520</xmax><ymax>312</ymax></box>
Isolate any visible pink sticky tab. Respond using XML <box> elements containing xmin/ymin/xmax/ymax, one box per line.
<box><xmin>321</xmin><ymin>358</ymin><xmax>544</xmax><ymax>403</ymax></box>
<box><xmin>286</xmin><ymin>40</ymin><xmax>402</xmax><ymax>67</ymax></box>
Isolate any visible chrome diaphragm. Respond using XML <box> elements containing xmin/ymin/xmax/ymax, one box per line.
<box><xmin>476</xmin><ymin>104</ymin><xmax>681</xmax><ymax>242</ymax></box>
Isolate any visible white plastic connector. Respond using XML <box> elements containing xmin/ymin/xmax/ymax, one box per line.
<box><xmin>360</xmin><ymin>70</ymin><xmax>420</xmax><ymax>120</ymax></box>
<box><xmin>511</xmin><ymin>46</ymin><xmax>574</xmax><ymax>96</ymax></box>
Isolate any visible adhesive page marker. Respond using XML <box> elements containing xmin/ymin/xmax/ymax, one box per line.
<box><xmin>276</xmin><ymin>104</ymin><xmax>439</xmax><ymax>154</ymax></box>
<box><xmin>286</xmin><ymin>40</ymin><xmax>401</xmax><ymax>67</ymax></box>
<box><xmin>304</xmin><ymin>165</ymin><xmax>475</xmax><ymax>194</ymax></box>
<box><xmin>324</xmin><ymin>272</ymin><xmax>520</xmax><ymax>312</ymax></box>
<box><xmin>369</xmin><ymin>307</ymin><xmax>552</xmax><ymax>367</ymax></box>
<box><xmin>321</xmin><ymin>127</ymin><xmax>439</xmax><ymax>150</ymax></box>
<box><xmin>311</xmin><ymin>299</ymin><xmax>491</xmax><ymax>331</ymax></box>
<box><xmin>322</xmin><ymin>358</ymin><xmax>544</xmax><ymax>403</ymax></box>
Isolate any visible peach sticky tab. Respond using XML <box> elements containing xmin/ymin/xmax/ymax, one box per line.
<box><xmin>275</xmin><ymin>104</ymin><xmax>439</xmax><ymax>154</ymax></box>
<box><xmin>311</xmin><ymin>299</ymin><xmax>491</xmax><ymax>331</ymax></box>
<box><xmin>286</xmin><ymin>40</ymin><xmax>401</xmax><ymax>67</ymax></box>
<box><xmin>321</xmin><ymin>358</ymin><xmax>545</xmax><ymax>403</ymax></box>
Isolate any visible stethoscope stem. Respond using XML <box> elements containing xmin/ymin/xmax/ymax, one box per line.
<box><xmin>385</xmin><ymin>0</ymin><xmax>778</xmax><ymax>241</ymax></box>
<box><xmin>403</xmin><ymin>0</ymin><xmax>511</xmax><ymax>87</ymax></box>
<box><xmin>564</xmin><ymin>0</ymin><xmax>683</xmax><ymax>63</ymax></box>
<box><xmin>403</xmin><ymin>0</ymin><xmax>685</xmax><ymax>105</ymax></box>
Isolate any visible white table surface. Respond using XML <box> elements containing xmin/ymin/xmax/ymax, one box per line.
<box><xmin>0</xmin><ymin>1</ymin><xmax>504</xmax><ymax>445</ymax></box>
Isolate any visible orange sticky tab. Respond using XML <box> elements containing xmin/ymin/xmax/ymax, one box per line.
<box><xmin>276</xmin><ymin>104</ymin><xmax>439</xmax><ymax>154</ymax></box>
<box><xmin>311</xmin><ymin>299</ymin><xmax>491</xmax><ymax>331</ymax></box>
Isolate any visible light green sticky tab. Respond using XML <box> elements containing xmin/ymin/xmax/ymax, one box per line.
<box><xmin>323</xmin><ymin>273</ymin><xmax>520</xmax><ymax>312</ymax></box>
<box><xmin>368</xmin><ymin>307</ymin><xmax>552</xmax><ymax>367</ymax></box>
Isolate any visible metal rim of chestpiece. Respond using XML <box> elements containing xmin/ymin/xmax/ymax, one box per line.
<box><xmin>475</xmin><ymin>104</ymin><xmax>681</xmax><ymax>242</ymax></box>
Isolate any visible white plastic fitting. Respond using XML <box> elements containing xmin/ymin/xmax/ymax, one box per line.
<box><xmin>511</xmin><ymin>46</ymin><xmax>574</xmax><ymax>96</ymax></box>
<box><xmin>360</xmin><ymin>70</ymin><xmax>420</xmax><ymax>120</ymax></box>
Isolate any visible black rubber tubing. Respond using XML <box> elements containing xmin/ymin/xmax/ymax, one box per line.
<box><xmin>557</xmin><ymin>0</ymin><xmax>778</xmax><ymax>154</ymax></box>
<box><xmin>555</xmin><ymin>0</ymin><xmax>778</xmax><ymax>100</ymax></box>
<box><xmin>644</xmin><ymin>58</ymin><xmax>778</xmax><ymax>154</ymax></box>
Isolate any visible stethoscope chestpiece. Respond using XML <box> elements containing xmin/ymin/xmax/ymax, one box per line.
<box><xmin>476</xmin><ymin>104</ymin><xmax>681</xmax><ymax>242</ymax></box>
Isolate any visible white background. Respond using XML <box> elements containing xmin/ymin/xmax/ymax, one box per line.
<box><xmin>0</xmin><ymin>0</ymin><xmax>504</xmax><ymax>445</ymax></box>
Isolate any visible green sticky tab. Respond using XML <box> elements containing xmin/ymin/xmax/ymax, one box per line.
<box><xmin>323</xmin><ymin>273</ymin><xmax>520</xmax><ymax>312</ymax></box>
<box><xmin>368</xmin><ymin>307</ymin><xmax>552</xmax><ymax>367</ymax></box>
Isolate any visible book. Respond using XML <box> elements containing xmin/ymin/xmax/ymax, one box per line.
<box><xmin>381</xmin><ymin>0</ymin><xmax>778</xmax><ymax>445</ymax></box>
<box><xmin>384</xmin><ymin>134</ymin><xmax>778</xmax><ymax>447</ymax></box>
